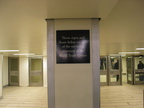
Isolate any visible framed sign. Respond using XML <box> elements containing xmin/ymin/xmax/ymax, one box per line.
<box><xmin>56</xmin><ymin>30</ymin><xmax>90</xmax><ymax>63</ymax></box>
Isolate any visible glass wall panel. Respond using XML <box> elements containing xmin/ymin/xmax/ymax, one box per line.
<box><xmin>10</xmin><ymin>59</ymin><xmax>18</xmax><ymax>71</ymax></box>
<box><xmin>11</xmin><ymin>76</ymin><xmax>18</xmax><ymax>82</ymax></box>
<box><xmin>135</xmin><ymin>56</ymin><xmax>144</xmax><ymax>70</ymax></box>
<box><xmin>110</xmin><ymin>75</ymin><xmax>119</xmax><ymax>82</ymax></box>
<box><xmin>100</xmin><ymin>75</ymin><xmax>106</xmax><ymax>82</ymax></box>
<box><xmin>31</xmin><ymin>59</ymin><xmax>42</xmax><ymax>71</ymax></box>
<box><xmin>126</xmin><ymin>56</ymin><xmax>134</xmax><ymax>84</ymax></box>
<box><xmin>29</xmin><ymin>58</ymin><xmax>43</xmax><ymax>86</ymax></box>
<box><xmin>8</xmin><ymin>57</ymin><xmax>19</xmax><ymax>86</ymax></box>
<box><xmin>135</xmin><ymin>74</ymin><xmax>144</xmax><ymax>81</ymax></box>
<box><xmin>110</xmin><ymin>57</ymin><xmax>119</xmax><ymax>70</ymax></box>
<box><xmin>128</xmin><ymin>74</ymin><xmax>132</xmax><ymax>81</ymax></box>
<box><xmin>31</xmin><ymin>76</ymin><xmax>42</xmax><ymax>83</ymax></box>
<box><xmin>108</xmin><ymin>55</ymin><xmax>122</xmax><ymax>85</ymax></box>
<box><xmin>100</xmin><ymin>58</ymin><xmax>106</xmax><ymax>70</ymax></box>
<box><xmin>100</xmin><ymin>56</ymin><xmax>108</xmax><ymax>86</ymax></box>
<box><xmin>127</xmin><ymin>57</ymin><xmax>132</xmax><ymax>69</ymax></box>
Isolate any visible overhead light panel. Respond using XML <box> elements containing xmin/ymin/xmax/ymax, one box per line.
<box><xmin>136</xmin><ymin>48</ymin><xmax>144</xmax><ymax>50</ymax></box>
<box><xmin>0</xmin><ymin>50</ymin><xmax>20</xmax><ymax>52</ymax></box>
<box><xmin>27</xmin><ymin>55</ymin><xmax>43</xmax><ymax>58</ymax></box>
<box><xmin>13</xmin><ymin>53</ymin><xmax>35</xmax><ymax>56</ymax></box>
<box><xmin>118</xmin><ymin>52</ymin><xmax>140</xmax><ymax>54</ymax></box>
<box><xmin>27</xmin><ymin>55</ymin><xmax>43</xmax><ymax>57</ymax></box>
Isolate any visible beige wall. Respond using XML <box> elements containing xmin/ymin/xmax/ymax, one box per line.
<box><xmin>100</xmin><ymin>0</ymin><xmax>144</xmax><ymax>55</ymax></box>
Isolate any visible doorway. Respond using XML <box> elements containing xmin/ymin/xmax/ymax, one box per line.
<box><xmin>8</xmin><ymin>57</ymin><xmax>19</xmax><ymax>86</ymax></box>
<box><xmin>29</xmin><ymin>57</ymin><xmax>43</xmax><ymax>86</ymax></box>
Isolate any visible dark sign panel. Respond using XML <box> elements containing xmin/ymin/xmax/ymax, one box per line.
<box><xmin>56</xmin><ymin>30</ymin><xmax>90</xmax><ymax>63</ymax></box>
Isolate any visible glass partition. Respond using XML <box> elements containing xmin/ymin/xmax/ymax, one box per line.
<box><xmin>110</xmin><ymin>57</ymin><xmax>119</xmax><ymax>70</ymax></box>
<box><xmin>134</xmin><ymin>55</ymin><xmax>144</xmax><ymax>84</ymax></box>
<box><xmin>8</xmin><ymin>57</ymin><xmax>19</xmax><ymax>86</ymax></box>
<box><xmin>100</xmin><ymin>56</ymin><xmax>108</xmax><ymax>86</ymax></box>
<box><xmin>100</xmin><ymin>57</ymin><xmax>106</xmax><ymax>70</ymax></box>
<box><xmin>108</xmin><ymin>55</ymin><xmax>122</xmax><ymax>85</ymax></box>
<box><xmin>29</xmin><ymin>57</ymin><xmax>43</xmax><ymax>86</ymax></box>
<box><xmin>31</xmin><ymin>59</ymin><xmax>42</xmax><ymax>71</ymax></box>
<box><xmin>126</xmin><ymin>56</ymin><xmax>134</xmax><ymax>84</ymax></box>
<box><xmin>134</xmin><ymin>55</ymin><xmax>144</xmax><ymax>70</ymax></box>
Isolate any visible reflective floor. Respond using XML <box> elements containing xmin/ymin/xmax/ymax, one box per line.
<box><xmin>0</xmin><ymin>84</ymin><xmax>143</xmax><ymax>108</ymax></box>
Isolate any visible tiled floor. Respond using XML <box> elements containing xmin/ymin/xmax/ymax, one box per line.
<box><xmin>0</xmin><ymin>87</ymin><xmax>47</xmax><ymax>108</ymax></box>
<box><xmin>0</xmin><ymin>84</ymin><xmax>143</xmax><ymax>108</ymax></box>
<box><xmin>101</xmin><ymin>84</ymin><xmax>144</xmax><ymax>108</ymax></box>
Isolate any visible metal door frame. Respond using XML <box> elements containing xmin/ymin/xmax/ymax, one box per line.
<box><xmin>29</xmin><ymin>57</ymin><xmax>43</xmax><ymax>86</ymax></box>
<box><xmin>134</xmin><ymin>55</ymin><xmax>144</xmax><ymax>85</ymax></box>
<box><xmin>100</xmin><ymin>56</ymin><xmax>108</xmax><ymax>86</ymax></box>
<box><xmin>126</xmin><ymin>55</ymin><xmax>134</xmax><ymax>85</ymax></box>
<box><xmin>8</xmin><ymin>57</ymin><xmax>19</xmax><ymax>86</ymax></box>
<box><xmin>108</xmin><ymin>55</ymin><xmax>122</xmax><ymax>86</ymax></box>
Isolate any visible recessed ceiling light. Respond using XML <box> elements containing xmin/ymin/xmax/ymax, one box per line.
<box><xmin>13</xmin><ymin>53</ymin><xmax>35</xmax><ymax>56</ymax></box>
<box><xmin>136</xmin><ymin>48</ymin><xmax>144</xmax><ymax>50</ymax></box>
<box><xmin>0</xmin><ymin>50</ymin><xmax>20</xmax><ymax>52</ymax></box>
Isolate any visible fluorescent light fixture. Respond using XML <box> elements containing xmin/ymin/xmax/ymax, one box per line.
<box><xmin>118</xmin><ymin>52</ymin><xmax>140</xmax><ymax>54</ymax></box>
<box><xmin>109</xmin><ymin>54</ymin><xmax>121</xmax><ymax>56</ymax></box>
<box><xmin>0</xmin><ymin>50</ymin><xmax>20</xmax><ymax>52</ymax></box>
<box><xmin>13</xmin><ymin>53</ymin><xmax>35</xmax><ymax>56</ymax></box>
<box><xmin>136</xmin><ymin>48</ymin><xmax>144</xmax><ymax>50</ymax></box>
<box><xmin>27</xmin><ymin>55</ymin><xmax>43</xmax><ymax>57</ymax></box>
<box><xmin>128</xmin><ymin>57</ymin><xmax>132</xmax><ymax>58</ymax></box>
<box><xmin>121</xmin><ymin>54</ymin><xmax>126</xmax><ymax>57</ymax></box>
<box><xmin>32</xmin><ymin>55</ymin><xmax>43</xmax><ymax>57</ymax></box>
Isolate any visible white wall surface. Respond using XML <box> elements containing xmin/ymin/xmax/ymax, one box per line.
<box><xmin>2</xmin><ymin>56</ymin><xmax>8</xmax><ymax>86</ymax></box>
<box><xmin>19</xmin><ymin>57</ymin><xmax>29</xmax><ymax>86</ymax></box>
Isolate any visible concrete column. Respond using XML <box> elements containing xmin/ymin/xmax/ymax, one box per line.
<box><xmin>19</xmin><ymin>57</ymin><xmax>29</xmax><ymax>86</ymax></box>
<box><xmin>46</xmin><ymin>18</ymin><xmax>100</xmax><ymax>108</ymax></box>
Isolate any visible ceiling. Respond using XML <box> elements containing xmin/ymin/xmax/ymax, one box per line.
<box><xmin>0</xmin><ymin>0</ymin><xmax>144</xmax><ymax>57</ymax></box>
